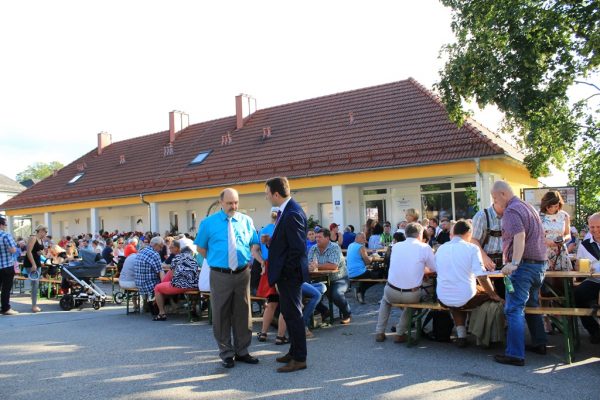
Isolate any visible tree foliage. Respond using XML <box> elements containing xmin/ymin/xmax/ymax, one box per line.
<box><xmin>437</xmin><ymin>0</ymin><xmax>600</xmax><ymax>223</ymax></box>
<box><xmin>16</xmin><ymin>161</ymin><xmax>64</xmax><ymax>182</ymax></box>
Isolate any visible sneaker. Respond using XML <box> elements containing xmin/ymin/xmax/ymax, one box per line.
<box><xmin>340</xmin><ymin>316</ymin><xmax>351</xmax><ymax>325</ymax></box>
<box><xmin>2</xmin><ymin>309</ymin><xmax>19</xmax><ymax>315</ymax></box>
<box><xmin>375</xmin><ymin>333</ymin><xmax>386</xmax><ymax>342</ymax></box>
<box><xmin>455</xmin><ymin>337</ymin><xmax>468</xmax><ymax>348</ymax></box>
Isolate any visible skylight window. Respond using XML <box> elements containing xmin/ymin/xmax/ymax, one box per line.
<box><xmin>189</xmin><ymin>150</ymin><xmax>212</xmax><ymax>165</ymax></box>
<box><xmin>68</xmin><ymin>172</ymin><xmax>84</xmax><ymax>184</ymax></box>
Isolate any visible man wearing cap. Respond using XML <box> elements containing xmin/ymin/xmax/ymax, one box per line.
<box><xmin>0</xmin><ymin>217</ymin><xmax>18</xmax><ymax>315</ymax></box>
<box><xmin>195</xmin><ymin>188</ymin><xmax>262</xmax><ymax>369</ymax></box>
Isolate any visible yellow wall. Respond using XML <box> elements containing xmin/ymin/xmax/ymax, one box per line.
<box><xmin>6</xmin><ymin>156</ymin><xmax>537</xmax><ymax>216</ymax></box>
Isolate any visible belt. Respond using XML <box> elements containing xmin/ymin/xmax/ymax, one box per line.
<box><xmin>521</xmin><ymin>259</ymin><xmax>546</xmax><ymax>265</ymax></box>
<box><xmin>387</xmin><ymin>282</ymin><xmax>420</xmax><ymax>292</ymax></box>
<box><xmin>210</xmin><ymin>265</ymin><xmax>248</xmax><ymax>274</ymax></box>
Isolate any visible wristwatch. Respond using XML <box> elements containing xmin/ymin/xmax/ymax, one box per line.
<box><xmin>511</xmin><ymin>260</ymin><xmax>521</xmax><ymax>266</ymax></box>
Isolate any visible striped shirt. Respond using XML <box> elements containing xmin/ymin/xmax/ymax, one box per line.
<box><xmin>472</xmin><ymin>206</ymin><xmax>502</xmax><ymax>254</ymax></box>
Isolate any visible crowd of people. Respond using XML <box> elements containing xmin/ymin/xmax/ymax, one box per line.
<box><xmin>0</xmin><ymin>178</ymin><xmax>599</xmax><ymax>370</ymax></box>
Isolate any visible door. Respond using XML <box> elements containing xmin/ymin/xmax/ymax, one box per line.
<box><xmin>319</xmin><ymin>203</ymin><xmax>333</xmax><ymax>228</ymax></box>
<box><xmin>365</xmin><ymin>199</ymin><xmax>386</xmax><ymax>224</ymax></box>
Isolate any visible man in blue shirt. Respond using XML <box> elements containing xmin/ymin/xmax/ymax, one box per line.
<box><xmin>0</xmin><ymin>217</ymin><xmax>18</xmax><ymax>315</ymax></box>
<box><xmin>195</xmin><ymin>188</ymin><xmax>262</xmax><ymax>369</ymax></box>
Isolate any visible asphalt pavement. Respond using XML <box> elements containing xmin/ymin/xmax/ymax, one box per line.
<box><xmin>1</xmin><ymin>283</ymin><xmax>599</xmax><ymax>400</ymax></box>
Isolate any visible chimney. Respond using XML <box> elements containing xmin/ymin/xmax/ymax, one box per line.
<box><xmin>97</xmin><ymin>132</ymin><xmax>112</xmax><ymax>155</ymax></box>
<box><xmin>235</xmin><ymin>94</ymin><xmax>257</xmax><ymax>130</ymax></box>
<box><xmin>169</xmin><ymin>110</ymin><xmax>189</xmax><ymax>143</ymax></box>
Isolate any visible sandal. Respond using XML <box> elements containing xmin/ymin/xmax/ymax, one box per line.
<box><xmin>275</xmin><ymin>336</ymin><xmax>289</xmax><ymax>345</ymax></box>
<box><xmin>153</xmin><ymin>314</ymin><xmax>167</xmax><ymax>321</ymax></box>
<box><xmin>257</xmin><ymin>332</ymin><xmax>267</xmax><ymax>342</ymax></box>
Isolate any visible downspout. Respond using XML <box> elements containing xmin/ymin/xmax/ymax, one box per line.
<box><xmin>140</xmin><ymin>194</ymin><xmax>151</xmax><ymax>232</ymax></box>
<box><xmin>475</xmin><ymin>158</ymin><xmax>483</xmax><ymax>211</ymax></box>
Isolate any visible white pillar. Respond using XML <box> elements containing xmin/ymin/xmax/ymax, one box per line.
<box><xmin>479</xmin><ymin>172</ymin><xmax>493</xmax><ymax>210</ymax></box>
<box><xmin>90</xmin><ymin>208</ymin><xmax>99</xmax><ymax>235</ymax></box>
<box><xmin>43</xmin><ymin>212</ymin><xmax>52</xmax><ymax>236</ymax></box>
<box><xmin>331</xmin><ymin>185</ymin><xmax>345</xmax><ymax>228</ymax></box>
<box><xmin>150</xmin><ymin>202</ymin><xmax>159</xmax><ymax>233</ymax></box>
<box><xmin>6</xmin><ymin>215</ymin><xmax>14</xmax><ymax>236</ymax></box>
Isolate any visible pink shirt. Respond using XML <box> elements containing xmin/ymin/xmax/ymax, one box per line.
<box><xmin>502</xmin><ymin>196</ymin><xmax>547</xmax><ymax>262</ymax></box>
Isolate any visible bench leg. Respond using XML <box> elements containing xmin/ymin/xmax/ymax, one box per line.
<box><xmin>406</xmin><ymin>308</ymin><xmax>415</xmax><ymax>347</ymax></box>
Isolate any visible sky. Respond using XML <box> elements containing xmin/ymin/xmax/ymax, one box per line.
<box><xmin>0</xmin><ymin>0</ymin><xmax>567</xmax><ymax>186</ymax></box>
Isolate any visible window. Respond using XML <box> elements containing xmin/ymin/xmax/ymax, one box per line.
<box><xmin>68</xmin><ymin>173</ymin><xmax>84</xmax><ymax>184</ymax></box>
<box><xmin>420</xmin><ymin>181</ymin><xmax>477</xmax><ymax>220</ymax></box>
<box><xmin>363</xmin><ymin>189</ymin><xmax>387</xmax><ymax>195</ymax></box>
<box><xmin>189</xmin><ymin>150</ymin><xmax>212</xmax><ymax>165</ymax></box>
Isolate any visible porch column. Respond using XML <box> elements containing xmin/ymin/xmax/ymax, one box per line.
<box><xmin>331</xmin><ymin>185</ymin><xmax>345</xmax><ymax>228</ymax></box>
<box><xmin>150</xmin><ymin>202</ymin><xmax>160</xmax><ymax>233</ymax></box>
<box><xmin>6</xmin><ymin>215</ymin><xmax>14</xmax><ymax>236</ymax></box>
<box><xmin>43</xmin><ymin>212</ymin><xmax>53</xmax><ymax>236</ymax></box>
<box><xmin>90</xmin><ymin>207</ymin><xmax>99</xmax><ymax>235</ymax></box>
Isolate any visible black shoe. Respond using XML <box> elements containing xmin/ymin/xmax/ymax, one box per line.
<box><xmin>494</xmin><ymin>354</ymin><xmax>524</xmax><ymax>366</ymax></box>
<box><xmin>234</xmin><ymin>354</ymin><xmax>259</xmax><ymax>364</ymax></box>
<box><xmin>455</xmin><ymin>338</ymin><xmax>468</xmax><ymax>348</ymax></box>
<box><xmin>525</xmin><ymin>344</ymin><xmax>547</xmax><ymax>355</ymax></box>
<box><xmin>222</xmin><ymin>357</ymin><xmax>234</xmax><ymax>368</ymax></box>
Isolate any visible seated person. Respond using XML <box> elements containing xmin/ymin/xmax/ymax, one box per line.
<box><xmin>119</xmin><ymin>253</ymin><xmax>139</xmax><ymax>310</ymax></box>
<box><xmin>309</xmin><ymin>228</ymin><xmax>352</xmax><ymax>324</ymax></box>
<box><xmin>375</xmin><ymin>223</ymin><xmax>434</xmax><ymax>342</ymax></box>
<box><xmin>368</xmin><ymin>223</ymin><xmax>384</xmax><ymax>249</ymax></box>
<box><xmin>301</xmin><ymin>281</ymin><xmax>327</xmax><ymax>337</ymax></box>
<box><xmin>306</xmin><ymin>229</ymin><xmax>317</xmax><ymax>251</ymax></box>
<box><xmin>435</xmin><ymin>220</ymin><xmax>502</xmax><ymax>347</ymax></box>
<box><xmin>153</xmin><ymin>241</ymin><xmax>199</xmax><ymax>321</ymax></box>
<box><xmin>48</xmin><ymin>244</ymin><xmax>67</xmax><ymax>264</ymax></box>
<box><xmin>341</xmin><ymin>225</ymin><xmax>356</xmax><ymax>249</ymax></box>
<box><xmin>347</xmin><ymin>233</ymin><xmax>381</xmax><ymax>304</ymax></box>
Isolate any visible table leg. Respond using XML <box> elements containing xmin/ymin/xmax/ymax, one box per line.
<box><xmin>327</xmin><ymin>276</ymin><xmax>334</xmax><ymax>324</ymax></box>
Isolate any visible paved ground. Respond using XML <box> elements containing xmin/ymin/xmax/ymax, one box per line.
<box><xmin>1</xmin><ymin>283</ymin><xmax>599</xmax><ymax>400</ymax></box>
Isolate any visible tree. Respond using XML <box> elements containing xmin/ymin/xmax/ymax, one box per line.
<box><xmin>437</xmin><ymin>0</ymin><xmax>600</xmax><ymax>224</ymax></box>
<box><xmin>16</xmin><ymin>161</ymin><xmax>64</xmax><ymax>182</ymax></box>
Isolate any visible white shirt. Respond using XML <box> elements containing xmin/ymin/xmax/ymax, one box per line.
<box><xmin>435</xmin><ymin>237</ymin><xmax>486</xmax><ymax>307</ymax></box>
<box><xmin>278</xmin><ymin>197</ymin><xmax>292</xmax><ymax>214</ymax></box>
<box><xmin>388</xmin><ymin>238</ymin><xmax>435</xmax><ymax>289</ymax></box>
<box><xmin>577</xmin><ymin>236</ymin><xmax>600</xmax><ymax>283</ymax></box>
<box><xmin>119</xmin><ymin>254</ymin><xmax>138</xmax><ymax>283</ymax></box>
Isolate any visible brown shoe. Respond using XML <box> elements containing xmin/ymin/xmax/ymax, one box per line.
<box><xmin>276</xmin><ymin>354</ymin><xmax>293</xmax><ymax>363</ymax></box>
<box><xmin>305</xmin><ymin>329</ymin><xmax>314</xmax><ymax>338</ymax></box>
<box><xmin>277</xmin><ymin>360</ymin><xmax>307</xmax><ymax>373</ymax></box>
<box><xmin>375</xmin><ymin>333</ymin><xmax>386</xmax><ymax>342</ymax></box>
<box><xmin>394</xmin><ymin>334</ymin><xmax>407</xmax><ymax>343</ymax></box>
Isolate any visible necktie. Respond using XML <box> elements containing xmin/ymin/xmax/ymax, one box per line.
<box><xmin>275</xmin><ymin>210</ymin><xmax>282</xmax><ymax>224</ymax></box>
<box><xmin>227</xmin><ymin>217</ymin><xmax>237</xmax><ymax>270</ymax></box>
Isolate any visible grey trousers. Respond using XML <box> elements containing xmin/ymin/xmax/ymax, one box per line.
<box><xmin>209</xmin><ymin>268</ymin><xmax>252</xmax><ymax>360</ymax></box>
<box><xmin>375</xmin><ymin>285</ymin><xmax>421</xmax><ymax>334</ymax></box>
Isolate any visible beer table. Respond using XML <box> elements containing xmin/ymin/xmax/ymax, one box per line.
<box><xmin>310</xmin><ymin>269</ymin><xmax>339</xmax><ymax>325</ymax></box>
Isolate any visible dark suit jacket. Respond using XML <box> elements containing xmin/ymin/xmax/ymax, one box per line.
<box><xmin>267</xmin><ymin>198</ymin><xmax>308</xmax><ymax>286</ymax></box>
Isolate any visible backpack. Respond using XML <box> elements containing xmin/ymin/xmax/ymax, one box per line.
<box><xmin>423</xmin><ymin>310</ymin><xmax>454</xmax><ymax>342</ymax></box>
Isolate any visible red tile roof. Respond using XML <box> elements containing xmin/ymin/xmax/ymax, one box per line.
<box><xmin>1</xmin><ymin>78</ymin><xmax>521</xmax><ymax>210</ymax></box>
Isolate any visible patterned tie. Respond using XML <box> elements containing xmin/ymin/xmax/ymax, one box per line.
<box><xmin>275</xmin><ymin>210</ymin><xmax>282</xmax><ymax>225</ymax></box>
<box><xmin>227</xmin><ymin>217</ymin><xmax>237</xmax><ymax>270</ymax></box>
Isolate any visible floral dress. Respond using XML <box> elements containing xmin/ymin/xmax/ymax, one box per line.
<box><xmin>541</xmin><ymin>210</ymin><xmax>572</xmax><ymax>271</ymax></box>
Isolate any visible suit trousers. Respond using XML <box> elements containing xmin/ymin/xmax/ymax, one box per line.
<box><xmin>277</xmin><ymin>278</ymin><xmax>307</xmax><ymax>362</ymax></box>
<box><xmin>0</xmin><ymin>267</ymin><xmax>15</xmax><ymax>313</ymax></box>
<box><xmin>209</xmin><ymin>268</ymin><xmax>252</xmax><ymax>361</ymax></box>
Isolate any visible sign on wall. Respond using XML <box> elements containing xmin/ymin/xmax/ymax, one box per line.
<box><xmin>521</xmin><ymin>186</ymin><xmax>578</xmax><ymax>222</ymax></box>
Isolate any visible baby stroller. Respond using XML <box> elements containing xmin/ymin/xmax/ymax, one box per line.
<box><xmin>59</xmin><ymin>250</ymin><xmax>108</xmax><ymax>311</ymax></box>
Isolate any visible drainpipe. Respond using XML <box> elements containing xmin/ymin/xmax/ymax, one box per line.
<box><xmin>140</xmin><ymin>194</ymin><xmax>151</xmax><ymax>231</ymax></box>
<box><xmin>475</xmin><ymin>158</ymin><xmax>484</xmax><ymax>210</ymax></box>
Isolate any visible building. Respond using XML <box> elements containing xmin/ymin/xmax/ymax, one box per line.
<box><xmin>0</xmin><ymin>78</ymin><xmax>537</xmax><ymax>238</ymax></box>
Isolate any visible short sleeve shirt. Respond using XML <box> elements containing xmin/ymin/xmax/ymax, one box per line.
<box><xmin>0</xmin><ymin>230</ymin><xmax>17</xmax><ymax>269</ymax></box>
<box><xmin>194</xmin><ymin>210</ymin><xmax>259</xmax><ymax>269</ymax></box>
<box><xmin>472</xmin><ymin>206</ymin><xmax>502</xmax><ymax>254</ymax></box>
<box><xmin>307</xmin><ymin>241</ymin><xmax>347</xmax><ymax>281</ymax></box>
<box><xmin>134</xmin><ymin>246</ymin><xmax>162</xmax><ymax>295</ymax></box>
<box><xmin>502</xmin><ymin>196</ymin><xmax>547</xmax><ymax>262</ymax></box>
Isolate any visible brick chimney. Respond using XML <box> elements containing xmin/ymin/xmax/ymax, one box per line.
<box><xmin>235</xmin><ymin>94</ymin><xmax>257</xmax><ymax>130</ymax></box>
<box><xmin>169</xmin><ymin>110</ymin><xmax>189</xmax><ymax>143</ymax></box>
<box><xmin>97</xmin><ymin>132</ymin><xmax>112</xmax><ymax>155</ymax></box>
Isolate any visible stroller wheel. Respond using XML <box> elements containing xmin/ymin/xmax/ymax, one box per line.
<box><xmin>113</xmin><ymin>292</ymin><xmax>124</xmax><ymax>305</ymax></box>
<box><xmin>93</xmin><ymin>302</ymin><xmax>101</xmax><ymax>310</ymax></box>
<box><xmin>59</xmin><ymin>295</ymin><xmax>74</xmax><ymax>311</ymax></box>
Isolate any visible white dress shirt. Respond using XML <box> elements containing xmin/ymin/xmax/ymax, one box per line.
<box><xmin>388</xmin><ymin>238</ymin><xmax>435</xmax><ymax>289</ymax></box>
<box><xmin>577</xmin><ymin>237</ymin><xmax>600</xmax><ymax>283</ymax></box>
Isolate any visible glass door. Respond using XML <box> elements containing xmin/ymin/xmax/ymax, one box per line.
<box><xmin>365</xmin><ymin>199</ymin><xmax>386</xmax><ymax>224</ymax></box>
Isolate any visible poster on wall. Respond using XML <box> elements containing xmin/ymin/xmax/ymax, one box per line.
<box><xmin>521</xmin><ymin>187</ymin><xmax>578</xmax><ymax>220</ymax></box>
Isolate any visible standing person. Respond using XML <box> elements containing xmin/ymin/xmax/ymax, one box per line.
<box><xmin>491</xmin><ymin>181</ymin><xmax>547</xmax><ymax>366</ymax></box>
<box><xmin>539</xmin><ymin>190</ymin><xmax>572</xmax><ymax>271</ymax></box>
<box><xmin>574</xmin><ymin>212</ymin><xmax>600</xmax><ymax>343</ymax></box>
<box><xmin>264</xmin><ymin>177</ymin><xmax>309</xmax><ymax>373</ymax></box>
<box><xmin>23</xmin><ymin>225</ymin><xmax>48</xmax><ymax>313</ymax></box>
<box><xmin>195</xmin><ymin>188</ymin><xmax>261</xmax><ymax>369</ymax></box>
<box><xmin>0</xmin><ymin>217</ymin><xmax>18</xmax><ymax>315</ymax></box>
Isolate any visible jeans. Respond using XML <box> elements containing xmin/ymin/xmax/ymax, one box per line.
<box><xmin>316</xmin><ymin>277</ymin><xmax>351</xmax><ymax>319</ymax></box>
<box><xmin>0</xmin><ymin>267</ymin><xmax>15</xmax><ymax>313</ymax></box>
<box><xmin>301</xmin><ymin>282</ymin><xmax>326</xmax><ymax>327</ymax></box>
<box><xmin>504</xmin><ymin>262</ymin><xmax>547</xmax><ymax>359</ymax></box>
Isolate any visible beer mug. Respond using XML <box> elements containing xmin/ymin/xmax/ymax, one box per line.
<box><xmin>579</xmin><ymin>258</ymin><xmax>591</xmax><ymax>273</ymax></box>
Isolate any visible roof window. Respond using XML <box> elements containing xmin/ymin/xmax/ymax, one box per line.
<box><xmin>190</xmin><ymin>150</ymin><xmax>212</xmax><ymax>165</ymax></box>
<box><xmin>68</xmin><ymin>172</ymin><xmax>84</xmax><ymax>184</ymax></box>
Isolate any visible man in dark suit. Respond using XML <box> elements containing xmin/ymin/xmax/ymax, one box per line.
<box><xmin>264</xmin><ymin>176</ymin><xmax>308</xmax><ymax>372</ymax></box>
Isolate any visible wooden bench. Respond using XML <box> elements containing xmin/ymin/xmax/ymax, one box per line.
<box><xmin>182</xmin><ymin>290</ymin><xmax>267</xmax><ymax>323</ymax></box>
<box><xmin>123</xmin><ymin>288</ymin><xmax>140</xmax><ymax>315</ymax></box>
<box><xmin>392</xmin><ymin>302</ymin><xmax>598</xmax><ymax>364</ymax></box>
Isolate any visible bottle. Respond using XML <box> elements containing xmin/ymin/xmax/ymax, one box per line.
<box><xmin>312</xmin><ymin>253</ymin><xmax>319</xmax><ymax>272</ymax></box>
<box><xmin>504</xmin><ymin>276</ymin><xmax>515</xmax><ymax>294</ymax></box>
